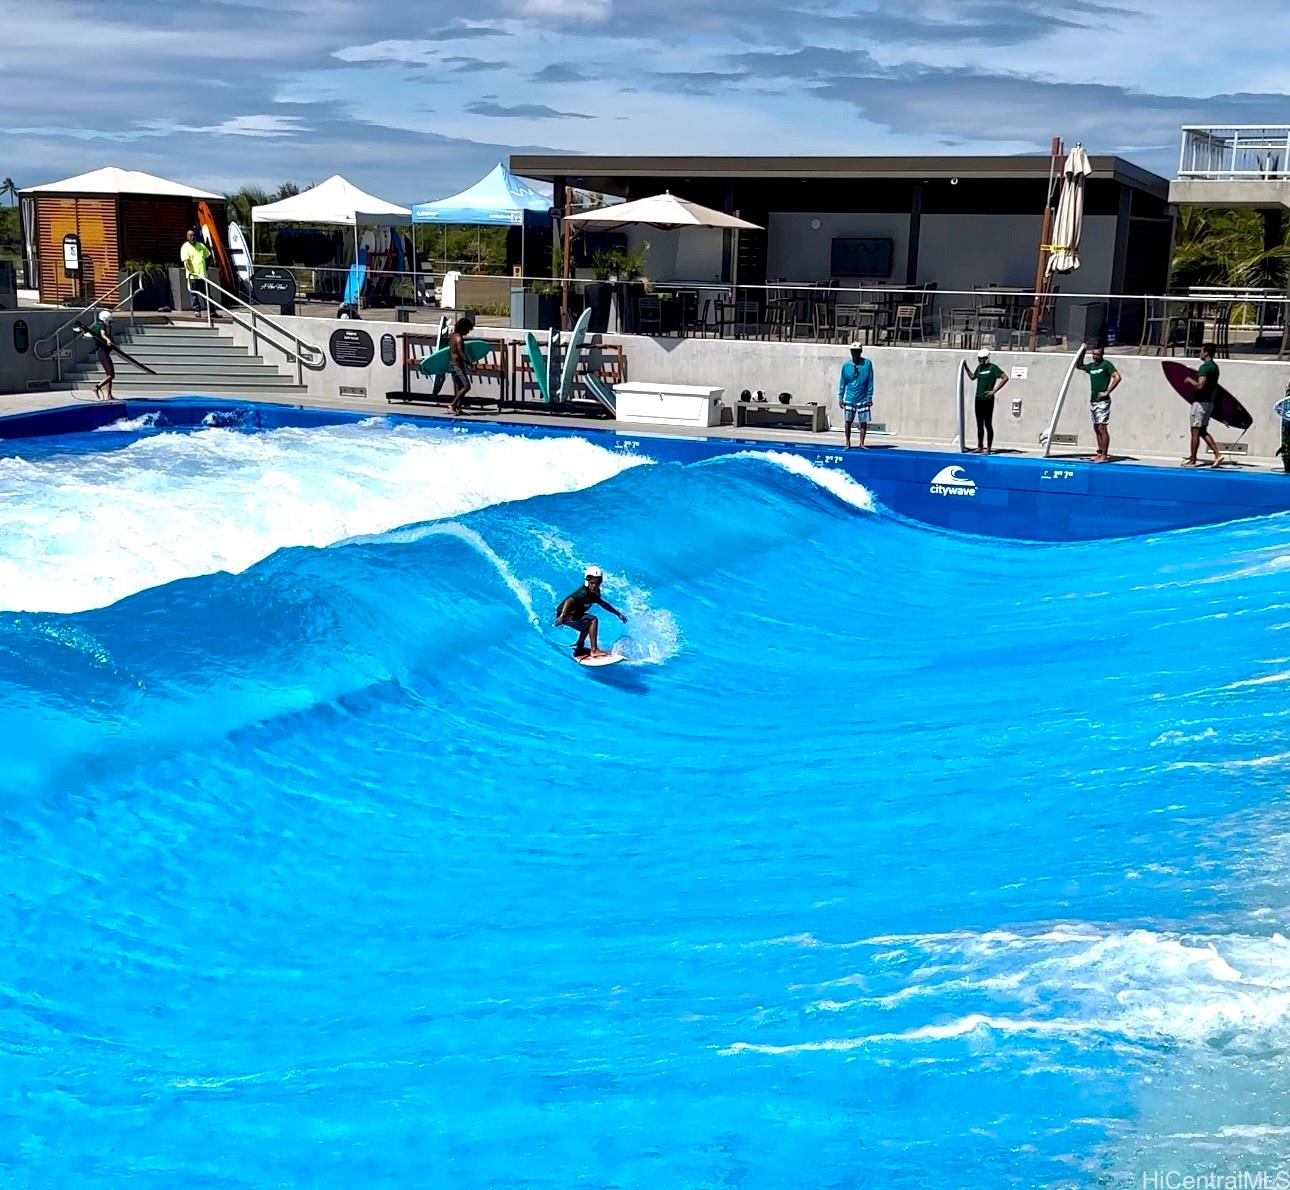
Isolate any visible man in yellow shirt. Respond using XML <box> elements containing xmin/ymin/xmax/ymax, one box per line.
<box><xmin>180</xmin><ymin>228</ymin><xmax>213</xmax><ymax>317</ymax></box>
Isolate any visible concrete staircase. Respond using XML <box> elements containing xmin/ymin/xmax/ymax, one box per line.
<box><xmin>64</xmin><ymin>321</ymin><xmax>308</xmax><ymax>396</ymax></box>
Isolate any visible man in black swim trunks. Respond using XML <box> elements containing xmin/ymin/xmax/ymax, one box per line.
<box><xmin>448</xmin><ymin>317</ymin><xmax>474</xmax><ymax>416</ymax></box>
<box><xmin>85</xmin><ymin>310</ymin><xmax>117</xmax><ymax>401</ymax></box>
<box><xmin>555</xmin><ymin>565</ymin><xmax>627</xmax><ymax>659</ymax></box>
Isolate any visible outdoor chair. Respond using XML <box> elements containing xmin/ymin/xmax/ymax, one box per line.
<box><xmin>940</xmin><ymin>308</ymin><xmax>975</xmax><ymax>350</ymax></box>
<box><xmin>675</xmin><ymin>289</ymin><xmax>702</xmax><ymax>336</ymax></box>
<box><xmin>637</xmin><ymin>296</ymin><xmax>664</xmax><ymax>336</ymax></box>
<box><xmin>890</xmin><ymin>304</ymin><xmax>919</xmax><ymax>345</ymax></box>
<box><xmin>700</xmin><ymin>297</ymin><xmax>735</xmax><ymax>338</ymax></box>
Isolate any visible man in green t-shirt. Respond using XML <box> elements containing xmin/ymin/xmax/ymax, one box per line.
<box><xmin>962</xmin><ymin>347</ymin><xmax>1009</xmax><ymax>453</ymax></box>
<box><xmin>1075</xmin><ymin>341</ymin><xmax>1121</xmax><ymax>463</ymax></box>
<box><xmin>1181</xmin><ymin>343</ymin><xmax>1227</xmax><ymax>467</ymax></box>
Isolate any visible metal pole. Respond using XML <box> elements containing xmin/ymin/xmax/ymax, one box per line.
<box><xmin>1029</xmin><ymin>136</ymin><xmax>1063</xmax><ymax>351</ymax></box>
<box><xmin>560</xmin><ymin>189</ymin><xmax>571</xmax><ymax>330</ymax></box>
<box><xmin>411</xmin><ymin>219</ymin><xmax>418</xmax><ymax>307</ymax></box>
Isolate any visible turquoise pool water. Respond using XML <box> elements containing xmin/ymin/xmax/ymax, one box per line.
<box><xmin>2</xmin><ymin>416</ymin><xmax>1289</xmax><ymax>1185</ymax></box>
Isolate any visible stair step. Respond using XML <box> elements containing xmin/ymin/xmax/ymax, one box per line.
<box><xmin>69</xmin><ymin>361</ymin><xmax>287</xmax><ymax>377</ymax></box>
<box><xmin>69</xmin><ymin>378</ymin><xmax>307</xmax><ymax>393</ymax></box>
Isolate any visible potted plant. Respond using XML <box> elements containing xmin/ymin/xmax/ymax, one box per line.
<box><xmin>584</xmin><ymin>248</ymin><xmax>622</xmax><ymax>332</ymax></box>
<box><xmin>125</xmin><ymin>261</ymin><xmax>173</xmax><ymax>311</ymax></box>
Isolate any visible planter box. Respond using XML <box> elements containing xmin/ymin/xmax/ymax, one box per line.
<box><xmin>615</xmin><ymin>382</ymin><xmax>724</xmax><ymax>427</ymax></box>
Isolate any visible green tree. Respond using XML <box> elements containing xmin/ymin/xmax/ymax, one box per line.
<box><xmin>1171</xmin><ymin>206</ymin><xmax>1290</xmax><ymax>289</ymax></box>
<box><xmin>224</xmin><ymin>184</ymin><xmax>270</xmax><ymax>230</ymax></box>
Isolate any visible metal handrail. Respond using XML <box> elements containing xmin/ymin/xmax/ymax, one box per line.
<box><xmin>33</xmin><ymin>271</ymin><xmax>142</xmax><ymax>379</ymax></box>
<box><xmin>200</xmin><ymin>277</ymin><xmax>326</xmax><ymax>385</ymax></box>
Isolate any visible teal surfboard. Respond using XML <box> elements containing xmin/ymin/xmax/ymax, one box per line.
<box><xmin>526</xmin><ymin>332</ymin><xmax>550</xmax><ymax>402</ymax></box>
<box><xmin>416</xmin><ymin>338</ymin><xmax>491</xmax><ymax>377</ymax></box>
<box><xmin>584</xmin><ymin>373</ymin><xmax>616</xmax><ymax>414</ymax></box>
<box><xmin>558</xmin><ymin>307</ymin><xmax>592</xmax><ymax>403</ymax></box>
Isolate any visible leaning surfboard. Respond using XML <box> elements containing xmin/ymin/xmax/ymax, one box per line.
<box><xmin>526</xmin><ymin>332</ymin><xmax>551</xmax><ymax>402</ymax></box>
<box><xmin>226</xmin><ymin>222</ymin><xmax>253</xmax><ymax>297</ymax></box>
<box><xmin>1275</xmin><ymin>396</ymin><xmax>1290</xmax><ymax>421</ymax></box>
<box><xmin>558</xmin><ymin>307</ymin><xmax>593</xmax><ymax>402</ymax></box>
<box><xmin>196</xmin><ymin>201</ymin><xmax>235</xmax><ymax>295</ymax></box>
<box><xmin>1161</xmin><ymin>360</ymin><xmax>1253</xmax><ymax>431</ymax></box>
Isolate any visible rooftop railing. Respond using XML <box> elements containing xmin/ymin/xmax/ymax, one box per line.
<box><xmin>1178</xmin><ymin>125</ymin><xmax>1290</xmax><ymax>180</ymax></box>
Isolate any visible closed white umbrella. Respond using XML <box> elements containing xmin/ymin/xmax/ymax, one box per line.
<box><xmin>563</xmin><ymin>191</ymin><xmax>761</xmax><ymax>231</ymax></box>
<box><xmin>1046</xmin><ymin>144</ymin><xmax>1092</xmax><ymax>275</ymax></box>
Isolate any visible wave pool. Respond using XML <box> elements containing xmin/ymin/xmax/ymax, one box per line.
<box><xmin>2</xmin><ymin>414</ymin><xmax>1289</xmax><ymax>1186</ymax></box>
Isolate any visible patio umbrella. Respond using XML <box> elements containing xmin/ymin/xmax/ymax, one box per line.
<box><xmin>1046</xmin><ymin>144</ymin><xmax>1092</xmax><ymax>275</ymax></box>
<box><xmin>563</xmin><ymin>191</ymin><xmax>761</xmax><ymax>231</ymax></box>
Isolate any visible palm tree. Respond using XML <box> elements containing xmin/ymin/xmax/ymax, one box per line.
<box><xmin>0</xmin><ymin>178</ymin><xmax>17</xmax><ymax>207</ymax></box>
<box><xmin>1172</xmin><ymin>206</ymin><xmax>1290</xmax><ymax>289</ymax></box>
<box><xmin>223</xmin><ymin>184</ymin><xmax>270</xmax><ymax>230</ymax></box>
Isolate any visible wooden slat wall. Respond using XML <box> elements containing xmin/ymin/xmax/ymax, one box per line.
<box><xmin>119</xmin><ymin>197</ymin><xmax>196</xmax><ymax>267</ymax></box>
<box><xmin>36</xmin><ymin>196</ymin><xmax>119</xmax><ymax>304</ymax></box>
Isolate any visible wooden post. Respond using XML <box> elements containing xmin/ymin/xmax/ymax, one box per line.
<box><xmin>560</xmin><ymin>188</ymin><xmax>572</xmax><ymax>330</ymax></box>
<box><xmin>1029</xmin><ymin>136</ymin><xmax>1063</xmax><ymax>351</ymax></box>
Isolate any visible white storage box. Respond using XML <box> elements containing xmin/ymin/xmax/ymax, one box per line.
<box><xmin>614</xmin><ymin>382</ymin><xmax>724</xmax><ymax>428</ymax></box>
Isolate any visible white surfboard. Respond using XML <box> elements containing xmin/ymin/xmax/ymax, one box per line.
<box><xmin>575</xmin><ymin>652</ymin><xmax>624</xmax><ymax>668</ymax></box>
<box><xmin>227</xmin><ymin>222</ymin><xmax>252</xmax><ymax>296</ymax></box>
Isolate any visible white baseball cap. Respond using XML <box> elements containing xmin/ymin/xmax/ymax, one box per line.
<box><xmin>849</xmin><ymin>339</ymin><xmax>865</xmax><ymax>350</ymax></box>
<box><xmin>977</xmin><ymin>348</ymin><xmax>990</xmax><ymax>358</ymax></box>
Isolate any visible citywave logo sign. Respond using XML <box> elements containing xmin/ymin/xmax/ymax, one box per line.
<box><xmin>929</xmin><ymin>465</ymin><xmax>977</xmax><ymax>498</ymax></box>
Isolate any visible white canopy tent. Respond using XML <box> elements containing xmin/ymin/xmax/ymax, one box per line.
<box><xmin>22</xmin><ymin>166</ymin><xmax>221</xmax><ymax>199</ymax></box>
<box><xmin>249</xmin><ymin>174</ymin><xmax>411</xmax><ymax>265</ymax></box>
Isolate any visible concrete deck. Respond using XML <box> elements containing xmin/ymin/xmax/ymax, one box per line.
<box><xmin>4</xmin><ymin>383</ymin><xmax>1286</xmax><ymax>478</ymax></box>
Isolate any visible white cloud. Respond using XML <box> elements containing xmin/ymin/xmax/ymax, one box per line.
<box><xmin>507</xmin><ymin>0</ymin><xmax>610</xmax><ymax>22</ymax></box>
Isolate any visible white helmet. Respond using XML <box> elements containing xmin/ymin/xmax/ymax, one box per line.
<box><xmin>584</xmin><ymin>565</ymin><xmax>604</xmax><ymax>581</ymax></box>
<box><xmin>99</xmin><ymin>309</ymin><xmax>112</xmax><ymax>323</ymax></box>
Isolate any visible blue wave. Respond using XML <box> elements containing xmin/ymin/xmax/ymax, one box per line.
<box><xmin>3</xmin><ymin>431</ymin><xmax>1290</xmax><ymax>1185</ymax></box>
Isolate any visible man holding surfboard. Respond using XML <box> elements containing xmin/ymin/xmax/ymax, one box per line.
<box><xmin>1074</xmin><ymin>342</ymin><xmax>1121</xmax><ymax>463</ymax></box>
<box><xmin>555</xmin><ymin>566</ymin><xmax>627</xmax><ymax>660</ymax></box>
<box><xmin>85</xmin><ymin>311</ymin><xmax>117</xmax><ymax>401</ymax></box>
<box><xmin>448</xmin><ymin>318</ymin><xmax>474</xmax><ymax>416</ymax></box>
<box><xmin>1181</xmin><ymin>344</ymin><xmax>1227</xmax><ymax>468</ymax></box>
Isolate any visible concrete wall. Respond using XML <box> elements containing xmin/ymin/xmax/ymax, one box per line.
<box><xmin>0</xmin><ymin>310</ymin><xmax>83</xmax><ymax>395</ymax></box>
<box><xmin>625</xmin><ymin>227</ymin><xmax>724</xmax><ymax>284</ymax></box>
<box><xmin>766</xmin><ymin>212</ymin><xmax>909</xmax><ymax>282</ymax></box>
<box><xmin>225</xmin><ymin>312</ymin><xmax>1290</xmax><ymax>464</ymax></box>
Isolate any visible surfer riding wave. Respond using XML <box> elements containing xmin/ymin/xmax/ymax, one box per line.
<box><xmin>555</xmin><ymin>566</ymin><xmax>627</xmax><ymax>659</ymax></box>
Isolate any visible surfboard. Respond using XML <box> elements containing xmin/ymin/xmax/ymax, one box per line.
<box><xmin>196</xmin><ymin>201</ymin><xmax>235</xmax><ymax>296</ymax></box>
<box><xmin>416</xmin><ymin>338</ymin><xmax>491</xmax><ymax>377</ymax></box>
<box><xmin>583</xmin><ymin>373</ymin><xmax>616</xmax><ymax>414</ymax></box>
<box><xmin>74</xmin><ymin>323</ymin><xmax>158</xmax><ymax>375</ymax></box>
<box><xmin>547</xmin><ymin>327</ymin><xmax>557</xmax><ymax>400</ymax></box>
<box><xmin>1275</xmin><ymin>396</ymin><xmax>1290</xmax><ymax>421</ymax></box>
<box><xmin>575</xmin><ymin>652</ymin><xmax>624</xmax><ymax>667</ymax></box>
<box><xmin>226</xmin><ymin>222</ymin><xmax>252</xmax><ymax>297</ymax></box>
<box><xmin>558</xmin><ymin>307</ymin><xmax>592</xmax><ymax>402</ymax></box>
<box><xmin>342</xmin><ymin>248</ymin><xmax>368</xmax><ymax>308</ymax></box>
<box><xmin>1039</xmin><ymin>348</ymin><xmax>1083</xmax><ymax>457</ymax></box>
<box><xmin>1161</xmin><ymin>360</ymin><xmax>1253</xmax><ymax>430</ymax></box>
<box><xmin>526</xmin><ymin>332</ymin><xmax>550</xmax><ymax>402</ymax></box>
<box><xmin>955</xmin><ymin>359</ymin><xmax>966</xmax><ymax>451</ymax></box>
<box><xmin>431</xmin><ymin>314</ymin><xmax>450</xmax><ymax>397</ymax></box>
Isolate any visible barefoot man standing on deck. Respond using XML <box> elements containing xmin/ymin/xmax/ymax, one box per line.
<box><xmin>1181</xmin><ymin>344</ymin><xmax>1227</xmax><ymax>468</ymax></box>
<box><xmin>1074</xmin><ymin>341</ymin><xmax>1121</xmax><ymax>463</ymax></box>
<box><xmin>838</xmin><ymin>340</ymin><xmax>875</xmax><ymax>449</ymax></box>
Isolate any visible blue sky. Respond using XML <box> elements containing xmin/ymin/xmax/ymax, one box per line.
<box><xmin>4</xmin><ymin>0</ymin><xmax>1288</xmax><ymax>202</ymax></box>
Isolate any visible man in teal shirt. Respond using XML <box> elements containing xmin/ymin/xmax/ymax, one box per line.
<box><xmin>837</xmin><ymin>340</ymin><xmax>875</xmax><ymax>449</ymax></box>
<box><xmin>1181</xmin><ymin>343</ymin><xmax>1227</xmax><ymax>467</ymax></box>
<box><xmin>1075</xmin><ymin>341</ymin><xmax>1121</xmax><ymax>463</ymax></box>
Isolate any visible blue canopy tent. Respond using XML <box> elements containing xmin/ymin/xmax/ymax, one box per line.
<box><xmin>410</xmin><ymin>163</ymin><xmax>551</xmax><ymax>289</ymax></box>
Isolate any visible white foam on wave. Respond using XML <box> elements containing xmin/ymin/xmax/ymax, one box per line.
<box><xmin>0</xmin><ymin>421</ymin><xmax>649</xmax><ymax>614</ymax></box>
<box><xmin>723</xmin><ymin>925</ymin><xmax>1290</xmax><ymax>1056</ymax></box>
<box><xmin>713</xmin><ymin>450</ymin><xmax>876</xmax><ymax>514</ymax></box>
<box><xmin>92</xmin><ymin>412</ymin><xmax>171</xmax><ymax>433</ymax></box>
